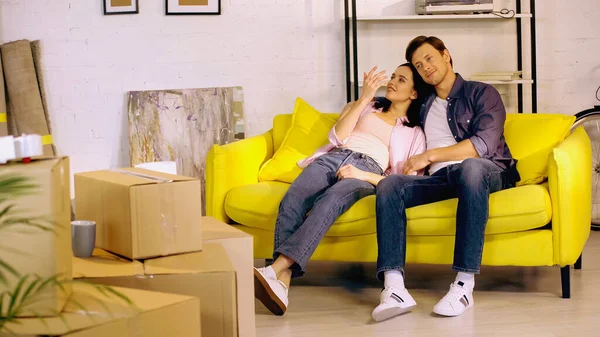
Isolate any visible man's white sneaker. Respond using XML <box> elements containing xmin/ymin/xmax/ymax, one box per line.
<box><xmin>372</xmin><ymin>286</ymin><xmax>417</xmax><ymax>322</ymax></box>
<box><xmin>433</xmin><ymin>281</ymin><xmax>474</xmax><ymax>317</ymax></box>
<box><xmin>253</xmin><ymin>267</ymin><xmax>289</xmax><ymax>316</ymax></box>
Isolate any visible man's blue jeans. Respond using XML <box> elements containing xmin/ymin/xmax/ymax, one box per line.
<box><xmin>274</xmin><ymin>148</ymin><xmax>383</xmax><ymax>278</ymax></box>
<box><xmin>375</xmin><ymin>158</ymin><xmax>515</xmax><ymax>280</ymax></box>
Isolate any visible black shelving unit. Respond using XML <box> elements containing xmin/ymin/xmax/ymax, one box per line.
<box><xmin>343</xmin><ymin>0</ymin><xmax>538</xmax><ymax>114</ymax></box>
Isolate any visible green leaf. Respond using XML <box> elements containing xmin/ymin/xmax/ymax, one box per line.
<box><xmin>0</xmin><ymin>217</ymin><xmax>55</xmax><ymax>233</ymax></box>
<box><xmin>69</xmin><ymin>291</ymin><xmax>112</xmax><ymax>320</ymax></box>
<box><xmin>99</xmin><ymin>285</ymin><xmax>135</xmax><ymax>306</ymax></box>
<box><xmin>0</xmin><ymin>291</ymin><xmax>9</xmax><ymax>317</ymax></box>
<box><xmin>0</xmin><ymin>175</ymin><xmax>38</xmax><ymax>196</ymax></box>
<box><xmin>19</xmin><ymin>275</ymin><xmax>59</xmax><ymax>309</ymax></box>
<box><xmin>7</xmin><ymin>275</ymin><xmax>30</xmax><ymax>314</ymax></box>
<box><xmin>20</xmin><ymin>275</ymin><xmax>42</xmax><ymax>308</ymax></box>
<box><xmin>0</xmin><ymin>244</ymin><xmax>31</xmax><ymax>258</ymax></box>
<box><xmin>0</xmin><ymin>269</ymin><xmax>8</xmax><ymax>287</ymax></box>
<box><xmin>0</xmin><ymin>204</ymin><xmax>15</xmax><ymax>220</ymax></box>
<box><xmin>0</xmin><ymin>260</ymin><xmax>20</xmax><ymax>282</ymax></box>
<box><xmin>56</xmin><ymin>310</ymin><xmax>71</xmax><ymax>331</ymax></box>
<box><xmin>31</xmin><ymin>309</ymin><xmax>51</xmax><ymax>331</ymax></box>
<box><xmin>0</xmin><ymin>324</ymin><xmax>15</xmax><ymax>335</ymax></box>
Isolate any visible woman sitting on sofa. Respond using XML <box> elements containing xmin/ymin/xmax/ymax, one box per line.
<box><xmin>253</xmin><ymin>63</ymin><xmax>430</xmax><ymax>316</ymax></box>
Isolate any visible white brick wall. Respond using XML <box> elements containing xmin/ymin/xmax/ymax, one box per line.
<box><xmin>0</xmin><ymin>0</ymin><xmax>598</xmax><ymax>183</ymax></box>
<box><xmin>0</xmin><ymin>0</ymin><xmax>347</xmax><ymax>178</ymax></box>
<box><xmin>536</xmin><ymin>0</ymin><xmax>600</xmax><ymax>115</ymax></box>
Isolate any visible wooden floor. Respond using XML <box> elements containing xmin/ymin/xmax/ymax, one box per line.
<box><xmin>255</xmin><ymin>231</ymin><xmax>600</xmax><ymax>337</ymax></box>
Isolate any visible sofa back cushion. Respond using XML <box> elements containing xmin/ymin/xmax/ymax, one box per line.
<box><xmin>272</xmin><ymin>112</ymin><xmax>339</xmax><ymax>153</ymax></box>
<box><xmin>272</xmin><ymin>114</ymin><xmax>293</xmax><ymax>153</ymax></box>
<box><xmin>269</xmin><ymin>107</ymin><xmax>575</xmax><ymax>187</ymax></box>
<box><xmin>504</xmin><ymin>113</ymin><xmax>575</xmax><ymax>186</ymax></box>
<box><xmin>258</xmin><ymin>98</ymin><xmax>338</xmax><ymax>183</ymax></box>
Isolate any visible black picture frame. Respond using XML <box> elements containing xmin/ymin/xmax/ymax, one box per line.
<box><xmin>165</xmin><ymin>0</ymin><xmax>221</xmax><ymax>15</ymax></box>
<box><xmin>103</xmin><ymin>0</ymin><xmax>139</xmax><ymax>15</ymax></box>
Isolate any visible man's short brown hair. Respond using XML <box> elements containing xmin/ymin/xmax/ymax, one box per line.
<box><xmin>405</xmin><ymin>35</ymin><xmax>453</xmax><ymax>67</ymax></box>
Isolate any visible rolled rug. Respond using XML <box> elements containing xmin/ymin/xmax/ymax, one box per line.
<box><xmin>1</xmin><ymin>39</ymin><xmax>54</xmax><ymax>155</ymax></box>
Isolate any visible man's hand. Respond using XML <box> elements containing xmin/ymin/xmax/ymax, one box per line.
<box><xmin>337</xmin><ymin>164</ymin><xmax>368</xmax><ymax>181</ymax></box>
<box><xmin>402</xmin><ymin>152</ymin><xmax>431</xmax><ymax>175</ymax></box>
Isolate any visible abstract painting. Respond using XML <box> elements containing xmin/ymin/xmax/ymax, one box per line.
<box><xmin>128</xmin><ymin>86</ymin><xmax>245</xmax><ymax>214</ymax></box>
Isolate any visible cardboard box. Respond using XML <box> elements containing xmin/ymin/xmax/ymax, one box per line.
<box><xmin>74</xmin><ymin>244</ymin><xmax>237</xmax><ymax>337</ymax></box>
<box><xmin>3</xmin><ymin>284</ymin><xmax>201</xmax><ymax>337</ymax></box>
<box><xmin>72</xmin><ymin>248</ymin><xmax>144</xmax><ymax>278</ymax></box>
<box><xmin>0</xmin><ymin>157</ymin><xmax>72</xmax><ymax>317</ymax></box>
<box><xmin>74</xmin><ymin>167</ymin><xmax>203</xmax><ymax>260</ymax></box>
<box><xmin>203</xmin><ymin>217</ymin><xmax>256</xmax><ymax>337</ymax></box>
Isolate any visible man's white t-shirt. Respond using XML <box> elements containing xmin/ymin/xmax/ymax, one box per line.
<box><xmin>424</xmin><ymin>97</ymin><xmax>464</xmax><ymax>175</ymax></box>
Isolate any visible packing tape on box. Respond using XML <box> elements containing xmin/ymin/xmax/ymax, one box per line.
<box><xmin>0</xmin><ymin>113</ymin><xmax>6</xmax><ymax>123</ymax></box>
<box><xmin>42</xmin><ymin>134</ymin><xmax>53</xmax><ymax>145</ymax></box>
<box><xmin>112</xmin><ymin>169</ymin><xmax>173</xmax><ymax>183</ymax></box>
<box><xmin>112</xmin><ymin>169</ymin><xmax>178</xmax><ymax>254</ymax></box>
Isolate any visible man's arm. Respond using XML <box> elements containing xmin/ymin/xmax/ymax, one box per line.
<box><xmin>466</xmin><ymin>85</ymin><xmax>506</xmax><ymax>159</ymax></box>
<box><xmin>427</xmin><ymin>139</ymin><xmax>479</xmax><ymax>163</ymax></box>
<box><xmin>402</xmin><ymin>85</ymin><xmax>504</xmax><ymax>175</ymax></box>
<box><xmin>403</xmin><ymin>139</ymin><xmax>478</xmax><ymax>175</ymax></box>
<box><xmin>432</xmin><ymin>86</ymin><xmax>505</xmax><ymax>162</ymax></box>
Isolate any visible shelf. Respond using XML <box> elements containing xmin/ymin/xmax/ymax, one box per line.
<box><xmin>474</xmin><ymin>79</ymin><xmax>534</xmax><ymax>84</ymax></box>
<box><xmin>351</xmin><ymin>79</ymin><xmax>533</xmax><ymax>87</ymax></box>
<box><xmin>356</xmin><ymin>13</ymin><xmax>532</xmax><ymax>21</ymax></box>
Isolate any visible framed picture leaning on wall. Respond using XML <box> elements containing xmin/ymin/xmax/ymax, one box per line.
<box><xmin>103</xmin><ymin>0</ymin><xmax>139</xmax><ymax>15</ymax></box>
<box><xmin>166</xmin><ymin>0</ymin><xmax>221</xmax><ymax>15</ymax></box>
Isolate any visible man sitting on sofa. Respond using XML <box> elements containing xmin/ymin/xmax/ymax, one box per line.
<box><xmin>371</xmin><ymin>36</ymin><xmax>521</xmax><ymax>321</ymax></box>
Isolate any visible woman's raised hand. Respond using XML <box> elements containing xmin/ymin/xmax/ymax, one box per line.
<box><xmin>360</xmin><ymin>66</ymin><xmax>388</xmax><ymax>102</ymax></box>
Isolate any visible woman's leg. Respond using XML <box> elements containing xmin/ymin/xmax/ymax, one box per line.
<box><xmin>271</xmin><ymin>254</ymin><xmax>294</xmax><ymax>287</ymax></box>
<box><xmin>255</xmin><ymin>151</ymin><xmax>381</xmax><ymax>315</ymax></box>
<box><xmin>254</xmin><ymin>151</ymin><xmax>349</xmax><ymax>315</ymax></box>
<box><xmin>275</xmin><ymin>172</ymin><xmax>377</xmax><ymax>278</ymax></box>
<box><xmin>273</xmin><ymin>152</ymin><xmax>345</xmax><ymax>254</ymax></box>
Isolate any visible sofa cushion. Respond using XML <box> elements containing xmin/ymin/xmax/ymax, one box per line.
<box><xmin>258</xmin><ymin>98</ymin><xmax>337</xmax><ymax>184</ymax></box>
<box><xmin>224</xmin><ymin>182</ymin><xmax>552</xmax><ymax>237</ymax></box>
<box><xmin>272</xmin><ymin>112</ymin><xmax>340</xmax><ymax>153</ymax></box>
<box><xmin>504</xmin><ymin>113</ymin><xmax>575</xmax><ymax>186</ymax></box>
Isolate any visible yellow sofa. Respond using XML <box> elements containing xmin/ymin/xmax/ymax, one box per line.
<box><xmin>206</xmin><ymin>111</ymin><xmax>591</xmax><ymax>299</ymax></box>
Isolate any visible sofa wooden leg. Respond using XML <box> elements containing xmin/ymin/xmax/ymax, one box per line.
<box><xmin>561</xmin><ymin>266</ymin><xmax>571</xmax><ymax>299</ymax></box>
<box><xmin>575</xmin><ymin>254</ymin><xmax>582</xmax><ymax>270</ymax></box>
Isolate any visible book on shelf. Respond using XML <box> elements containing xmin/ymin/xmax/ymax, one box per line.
<box><xmin>469</xmin><ymin>71</ymin><xmax>523</xmax><ymax>81</ymax></box>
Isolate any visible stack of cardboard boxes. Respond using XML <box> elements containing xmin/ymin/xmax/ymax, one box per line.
<box><xmin>0</xmin><ymin>157</ymin><xmax>255</xmax><ymax>337</ymax></box>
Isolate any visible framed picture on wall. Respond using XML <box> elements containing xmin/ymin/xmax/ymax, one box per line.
<box><xmin>166</xmin><ymin>0</ymin><xmax>221</xmax><ymax>15</ymax></box>
<box><xmin>103</xmin><ymin>0</ymin><xmax>139</xmax><ymax>14</ymax></box>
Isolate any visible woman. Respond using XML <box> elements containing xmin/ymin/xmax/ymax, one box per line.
<box><xmin>253</xmin><ymin>63</ymin><xmax>429</xmax><ymax>316</ymax></box>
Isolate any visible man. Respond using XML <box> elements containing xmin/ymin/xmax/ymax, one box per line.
<box><xmin>372</xmin><ymin>36</ymin><xmax>520</xmax><ymax>321</ymax></box>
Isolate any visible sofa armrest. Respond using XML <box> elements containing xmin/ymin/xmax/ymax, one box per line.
<box><xmin>548</xmin><ymin>126</ymin><xmax>592</xmax><ymax>266</ymax></box>
<box><xmin>205</xmin><ymin>130</ymin><xmax>274</xmax><ymax>223</ymax></box>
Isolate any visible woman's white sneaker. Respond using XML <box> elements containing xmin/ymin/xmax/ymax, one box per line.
<box><xmin>372</xmin><ymin>286</ymin><xmax>417</xmax><ymax>322</ymax></box>
<box><xmin>253</xmin><ymin>267</ymin><xmax>289</xmax><ymax>316</ymax></box>
<box><xmin>433</xmin><ymin>281</ymin><xmax>474</xmax><ymax>317</ymax></box>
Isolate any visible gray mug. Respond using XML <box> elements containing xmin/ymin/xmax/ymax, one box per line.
<box><xmin>72</xmin><ymin>220</ymin><xmax>96</xmax><ymax>258</ymax></box>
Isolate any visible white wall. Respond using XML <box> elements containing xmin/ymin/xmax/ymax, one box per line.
<box><xmin>536</xmin><ymin>0</ymin><xmax>600</xmax><ymax>115</ymax></box>
<box><xmin>0</xmin><ymin>0</ymin><xmax>347</xmax><ymax>177</ymax></box>
<box><xmin>0</xmin><ymin>0</ymin><xmax>599</xmax><ymax>180</ymax></box>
